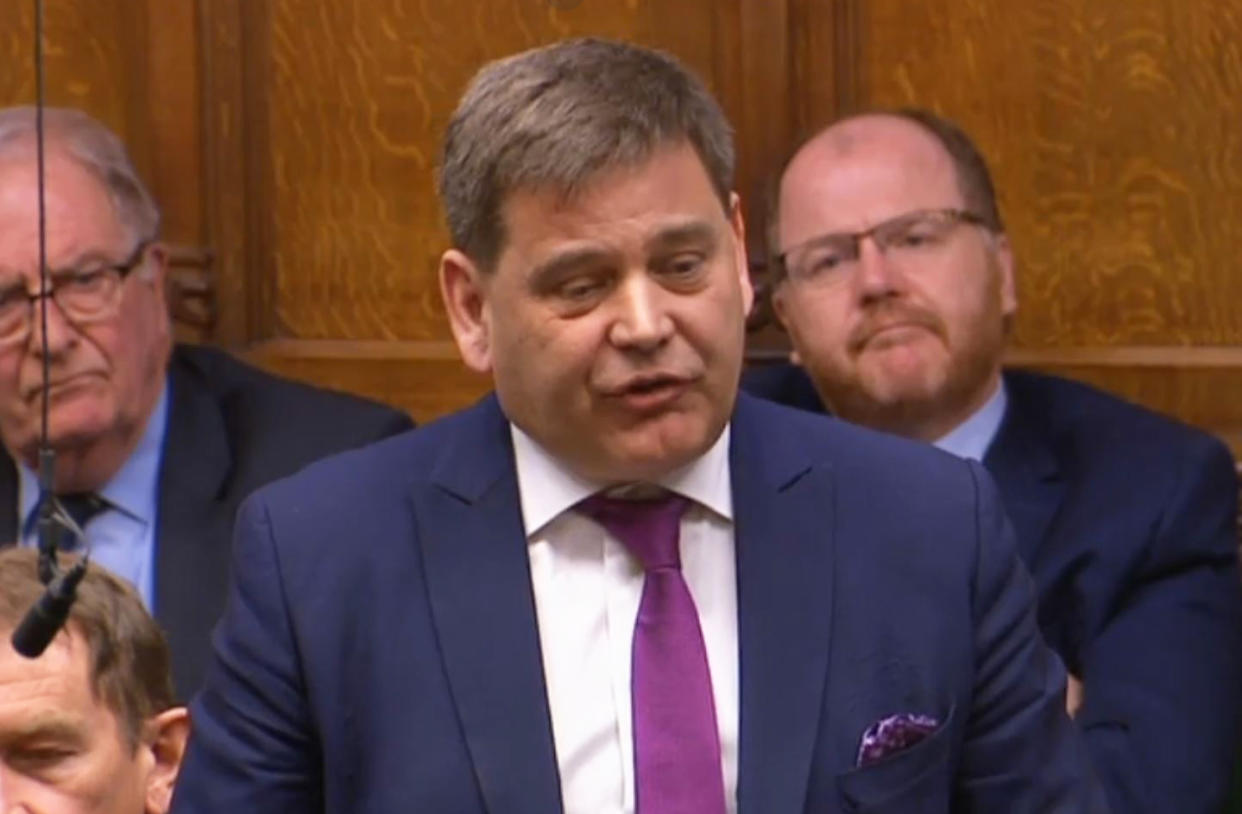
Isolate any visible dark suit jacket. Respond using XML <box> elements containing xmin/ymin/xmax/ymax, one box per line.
<box><xmin>743</xmin><ymin>363</ymin><xmax>1242</xmax><ymax>814</ymax></box>
<box><xmin>171</xmin><ymin>393</ymin><xmax>1106</xmax><ymax>813</ymax></box>
<box><xmin>0</xmin><ymin>344</ymin><xmax>414</xmax><ymax>697</ymax></box>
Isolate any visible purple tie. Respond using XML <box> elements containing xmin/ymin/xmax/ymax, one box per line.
<box><xmin>579</xmin><ymin>492</ymin><xmax>728</xmax><ymax>814</ymax></box>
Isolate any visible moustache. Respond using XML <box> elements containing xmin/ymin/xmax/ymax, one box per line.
<box><xmin>848</xmin><ymin>305</ymin><xmax>944</xmax><ymax>352</ymax></box>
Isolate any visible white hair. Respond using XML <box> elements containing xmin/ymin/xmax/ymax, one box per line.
<box><xmin>0</xmin><ymin>106</ymin><xmax>161</xmax><ymax>243</ymax></box>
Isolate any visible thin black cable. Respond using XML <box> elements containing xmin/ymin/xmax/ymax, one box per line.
<box><xmin>12</xmin><ymin>0</ymin><xmax>90</xmax><ymax>659</ymax></box>
<box><xmin>34</xmin><ymin>0</ymin><xmax>48</xmax><ymax>452</ymax></box>
<box><xmin>31</xmin><ymin>0</ymin><xmax>61</xmax><ymax>589</ymax></box>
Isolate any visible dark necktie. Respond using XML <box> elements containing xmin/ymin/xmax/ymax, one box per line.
<box><xmin>579</xmin><ymin>491</ymin><xmax>727</xmax><ymax>814</ymax></box>
<box><xmin>55</xmin><ymin>493</ymin><xmax>110</xmax><ymax>541</ymax></box>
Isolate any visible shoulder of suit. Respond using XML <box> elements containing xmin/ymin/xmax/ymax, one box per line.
<box><xmin>251</xmin><ymin>394</ymin><xmax>495</xmax><ymax>490</ymax></box>
<box><xmin>1002</xmin><ymin>368</ymin><xmax>1228</xmax><ymax>461</ymax></box>
<box><xmin>740</xmin><ymin>362</ymin><xmax>825</xmax><ymax>414</ymax></box>
<box><xmin>170</xmin><ymin>343</ymin><xmax>414</xmax><ymax>428</ymax></box>
<box><xmin>737</xmin><ymin>391</ymin><xmax>974</xmax><ymax>484</ymax></box>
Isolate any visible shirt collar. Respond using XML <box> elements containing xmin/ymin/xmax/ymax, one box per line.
<box><xmin>19</xmin><ymin>382</ymin><xmax>170</xmax><ymax>529</ymax></box>
<box><xmin>510</xmin><ymin>422</ymin><xmax>734</xmax><ymax>538</ymax></box>
<box><xmin>932</xmin><ymin>378</ymin><xmax>1007</xmax><ymax>462</ymax></box>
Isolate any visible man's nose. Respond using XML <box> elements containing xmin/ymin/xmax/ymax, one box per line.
<box><xmin>27</xmin><ymin>293</ymin><xmax>77</xmax><ymax>357</ymax></box>
<box><xmin>608</xmin><ymin>274</ymin><xmax>674</xmax><ymax>352</ymax></box>
<box><xmin>853</xmin><ymin>237</ymin><xmax>906</xmax><ymax>302</ymax></box>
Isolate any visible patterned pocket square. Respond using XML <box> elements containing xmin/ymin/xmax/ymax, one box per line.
<box><xmin>856</xmin><ymin>713</ymin><xmax>940</xmax><ymax>767</ymax></box>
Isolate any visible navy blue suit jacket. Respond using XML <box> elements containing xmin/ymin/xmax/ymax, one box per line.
<box><xmin>0</xmin><ymin>344</ymin><xmax>414</xmax><ymax>697</ymax></box>
<box><xmin>744</xmin><ymin>363</ymin><xmax>1242</xmax><ymax>813</ymax></box>
<box><xmin>171</xmin><ymin>394</ymin><xmax>1106</xmax><ymax>813</ymax></box>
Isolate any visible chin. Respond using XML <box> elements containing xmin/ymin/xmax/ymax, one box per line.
<box><xmin>45</xmin><ymin>405</ymin><xmax>116</xmax><ymax>450</ymax></box>
<box><xmin>614</xmin><ymin>419</ymin><xmax>720</xmax><ymax>479</ymax></box>
<box><xmin>857</xmin><ymin>357</ymin><xmax>948</xmax><ymax>404</ymax></box>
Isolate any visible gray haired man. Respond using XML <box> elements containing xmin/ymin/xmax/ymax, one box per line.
<box><xmin>0</xmin><ymin>107</ymin><xmax>414</xmax><ymax>697</ymax></box>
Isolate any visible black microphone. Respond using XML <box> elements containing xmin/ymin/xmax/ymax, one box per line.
<box><xmin>11</xmin><ymin>556</ymin><xmax>87</xmax><ymax>658</ymax></box>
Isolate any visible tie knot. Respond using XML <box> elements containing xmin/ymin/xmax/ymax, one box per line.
<box><xmin>55</xmin><ymin>493</ymin><xmax>110</xmax><ymax>534</ymax></box>
<box><xmin>578</xmin><ymin>491</ymin><xmax>688</xmax><ymax>571</ymax></box>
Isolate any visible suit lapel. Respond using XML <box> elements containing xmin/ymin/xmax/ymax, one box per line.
<box><xmin>414</xmin><ymin>398</ymin><xmax>562</xmax><ymax>814</ymax></box>
<box><xmin>731</xmin><ymin>395</ymin><xmax>836</xmax><ymax>814</ymax></box>
<box><xmin>155</xmin><ymin>355</ymin><xmax>233</xmax><ymax>697</ymax></box>
<box><xmin>0</xmin><ymin>451</ymin><xmax>16</xmax><ymax>544</ymax></box>
<box><xmin>982</xmin><ymin>386</ymin><xmax>1065</xmax><ymax>567</ymax></box>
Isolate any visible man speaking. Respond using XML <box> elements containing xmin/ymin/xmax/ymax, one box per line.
<box><xmin>171</xmin><ymin>39</ymin><xmax>1107</xmax><ymax>813</ymax></box>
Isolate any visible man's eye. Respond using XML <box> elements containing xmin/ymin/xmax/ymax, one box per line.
<box><xmin>800</xmin><ymin>250</ymin><xmax>846</xmax><ymax>278</ymax></box>
<box><xmin>9</xmin><ymin>746</ymin><xmax>75</xmax><ymax>773</ymax></box>
<box><xmin>61</xmin><ymin>271</ymin><xmax>109</xmax><ymax>294</ymax></box>
<box><xmin>661</xmin><ymin>254</ymin><xmax>705</xmax><ymax>277</ymax></box>
<box><xmin>0</xmin><ymin>287</ymin><xmax>28</xmax><ymax>309</ymax></box>
<box><xmin>559</xmin><ymin>278</ymin><xmax>606</xmax><ymax>301</ymax></box>
<box><xmin>889</xmin><ymin>228</ymin><xmax>940</xmax><ymax>250</ymax></box>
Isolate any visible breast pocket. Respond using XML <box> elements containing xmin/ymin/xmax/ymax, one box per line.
<box><xmin>834</xmin><ymin>703</ymin><xmax>956</xmax><ymax>814</ymax></box>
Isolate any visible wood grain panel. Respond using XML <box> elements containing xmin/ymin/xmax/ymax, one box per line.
<box><xmin>0</xmin><ymin>1</ymin><xmax>133</xmax><ymax>142</ymax></box>
<box><xmin>198</xmin><ymin>0</ymin><xmax>800</xmax><ymax>421</ymax></box>
<box><xmin>246</xmin><ymin>0</ymin><xmax>746</xmax><ymax>344</ymax></box>
<box><xmin>856</xmin><ymin>0</ymin><xmax>1242</xmax><ymax>349</ymax></box>
<box><xmin>0</xmin><ymin>1</ymin><xmax>203</xmax><ymax>246</ymax></box>
<box><xmin>0</xmin><ymin>1</ymin><xmax>210</xmax><ymax>342</ymax></box>
<box><xmin>242</xmin><ymin>339</ymin><xmax>489</xmax><ymax>425</ymax></box>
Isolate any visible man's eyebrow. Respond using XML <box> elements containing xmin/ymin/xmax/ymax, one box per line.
<box><xmin>527</xmin><ymin>220</ymin><xmax>722</xmax><ymax>286</ymax></box>
<box><xmin>528</xmin><ymin>246</ymin><xmax>615</xmax><ymax>287</ymax></box>
<box><xmin>645</xmin><ymin>221</ymin><xmax>718</xmax><ymax>252</ymax></box>
<box><xmin>0</xmin><ymin>714</ymin><xmax>86</xmax><ymax>747</ymax></box>
<box><xmin>49</xmin><ymin>250</ymin><xmax>116</xmax><ymax>272</ymax></box>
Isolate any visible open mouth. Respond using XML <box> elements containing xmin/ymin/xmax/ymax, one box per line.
<box><xmin>627</xmin><ymin>376</ymin><xmax>680</xmax><ymax>393</ymax></box>
<box><xmin>609</xmin><ymin>375</ymin><xmax>690</xmax><ymax>411</ymax></box>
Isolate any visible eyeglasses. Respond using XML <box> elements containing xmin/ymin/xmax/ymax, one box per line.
<box><xmin>775</xmin><ymin>208</ymin><xmax>991</xmax><ymax>287</ymax></box>
<box><xmin>0</xmin><ymin>239</ymin><xmax>152</xmax><ymax>348</ymax></box>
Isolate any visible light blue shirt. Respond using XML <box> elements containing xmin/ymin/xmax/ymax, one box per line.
<box><xmin>18</xmin><ymin>383</ymin><xmax>169</xmax><ymax>610</ymax></box>
<box><xmin>932</xmin><ymin>380</ymin><xmax>1008</xmax><ymax>462</ymax></box>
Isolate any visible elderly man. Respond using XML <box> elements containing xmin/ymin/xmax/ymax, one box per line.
<box><xmin>0</xmin><ymin>547</ymin><xmax>187</xmax><ymax>813</ymax></box>
<box><xmin>747</xmin><ymin>108</ymin><xmax>1242</xmax><ymax>813</ymax></box>
<box><xmin>0</xmin><ymin>107</ymin><xmax>414</xmax><ymax>697</ymax></box>
<box><xmin>171</xmin><ymin>40</ymin><xmax>1106</xmax><ymax>813</ymax></box>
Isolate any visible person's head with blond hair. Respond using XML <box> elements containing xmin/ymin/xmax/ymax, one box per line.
<box><xmin>0</xmin><ymin>547</ymin><xmax>187</xmax><ymax>813</ymax></box>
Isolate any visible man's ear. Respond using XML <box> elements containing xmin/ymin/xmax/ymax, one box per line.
<box><xmin>143</xmin><ymin>242</ymin><xmax>171</xmax><ymax>312</ymax></box>
<box><xmin>992</xmin><ymin>233</ymin><xmax>1018</xmax><ymax>317</ymax></box>
<box><xmin>439</xmin><ymin>248</ymin><xmax>494</xmax><ymax>373</ymax></box>
<box><xmin>769</xmin><ymin>283</ymin><xmax>803</xmax><ymax>366</ymax></box>
<box><xmin>728</xmin><ymin>192</ymin><xmax>754</xmax><ymax>317</ymax></box>
<box><xmin>143</xmin><ymin>706</ymin><xmax>189</xmax><ymax>814</ymax></box>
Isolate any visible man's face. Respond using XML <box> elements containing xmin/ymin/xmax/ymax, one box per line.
<box><xmin>442</xmin><ymin>142</ymin><xmax>753</xmax><ymax>482</ymax></box>
<box><xmin>0</xmin><ymin>149</ymin><xmax>169</xmax><ymax>466</ymax></box>
<box><xmin>0</xmin><ymin>629</ymin><xmax>161</xmax><ymax>813</ymax></box>
<box><xmin>772</xmin><ymin>116</ymin><xmax>1016</xmax><ymax>439</ymax></box>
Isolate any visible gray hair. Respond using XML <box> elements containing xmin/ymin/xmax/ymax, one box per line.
<box><xmin>0</xmin><ymin>106</ymin><xmax>161</xmax><ymax>243</ymax></box>
<box><xmin>438</xmin><ymin>37</ymin><xmax>735</xmax><ymax>270</ymax></box>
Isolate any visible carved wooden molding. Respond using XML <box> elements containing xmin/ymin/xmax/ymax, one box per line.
<box><xmin>243</xmin><ymin>338</ymin><xmax>464</xmax><ymax>361</ymax></box>
<box><xmin>1006</xmin><ymin>346</ymin><xmax>1242</xmax><ymax>369</ymax></box>
<box><xmin>165</xmin><ymin>243</ymin><xmax>215</xmax><ymax>330</ymax></box>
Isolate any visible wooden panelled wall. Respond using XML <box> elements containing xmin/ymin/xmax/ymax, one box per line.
<box><xmin>2</xmin><ymin>1</ymin><xmax>1241</xmax><ymax>450</ymax></box>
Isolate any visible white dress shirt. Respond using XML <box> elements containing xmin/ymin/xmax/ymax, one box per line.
<box><xmin>512</xmin><ymin>424</ymin><xmax>739</xmax><ymax>814</ymax></box>
<box><xmin>933</xmin><ymin>379</ymin><xmax>1008</xmax><ymax>462</ymax></box>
